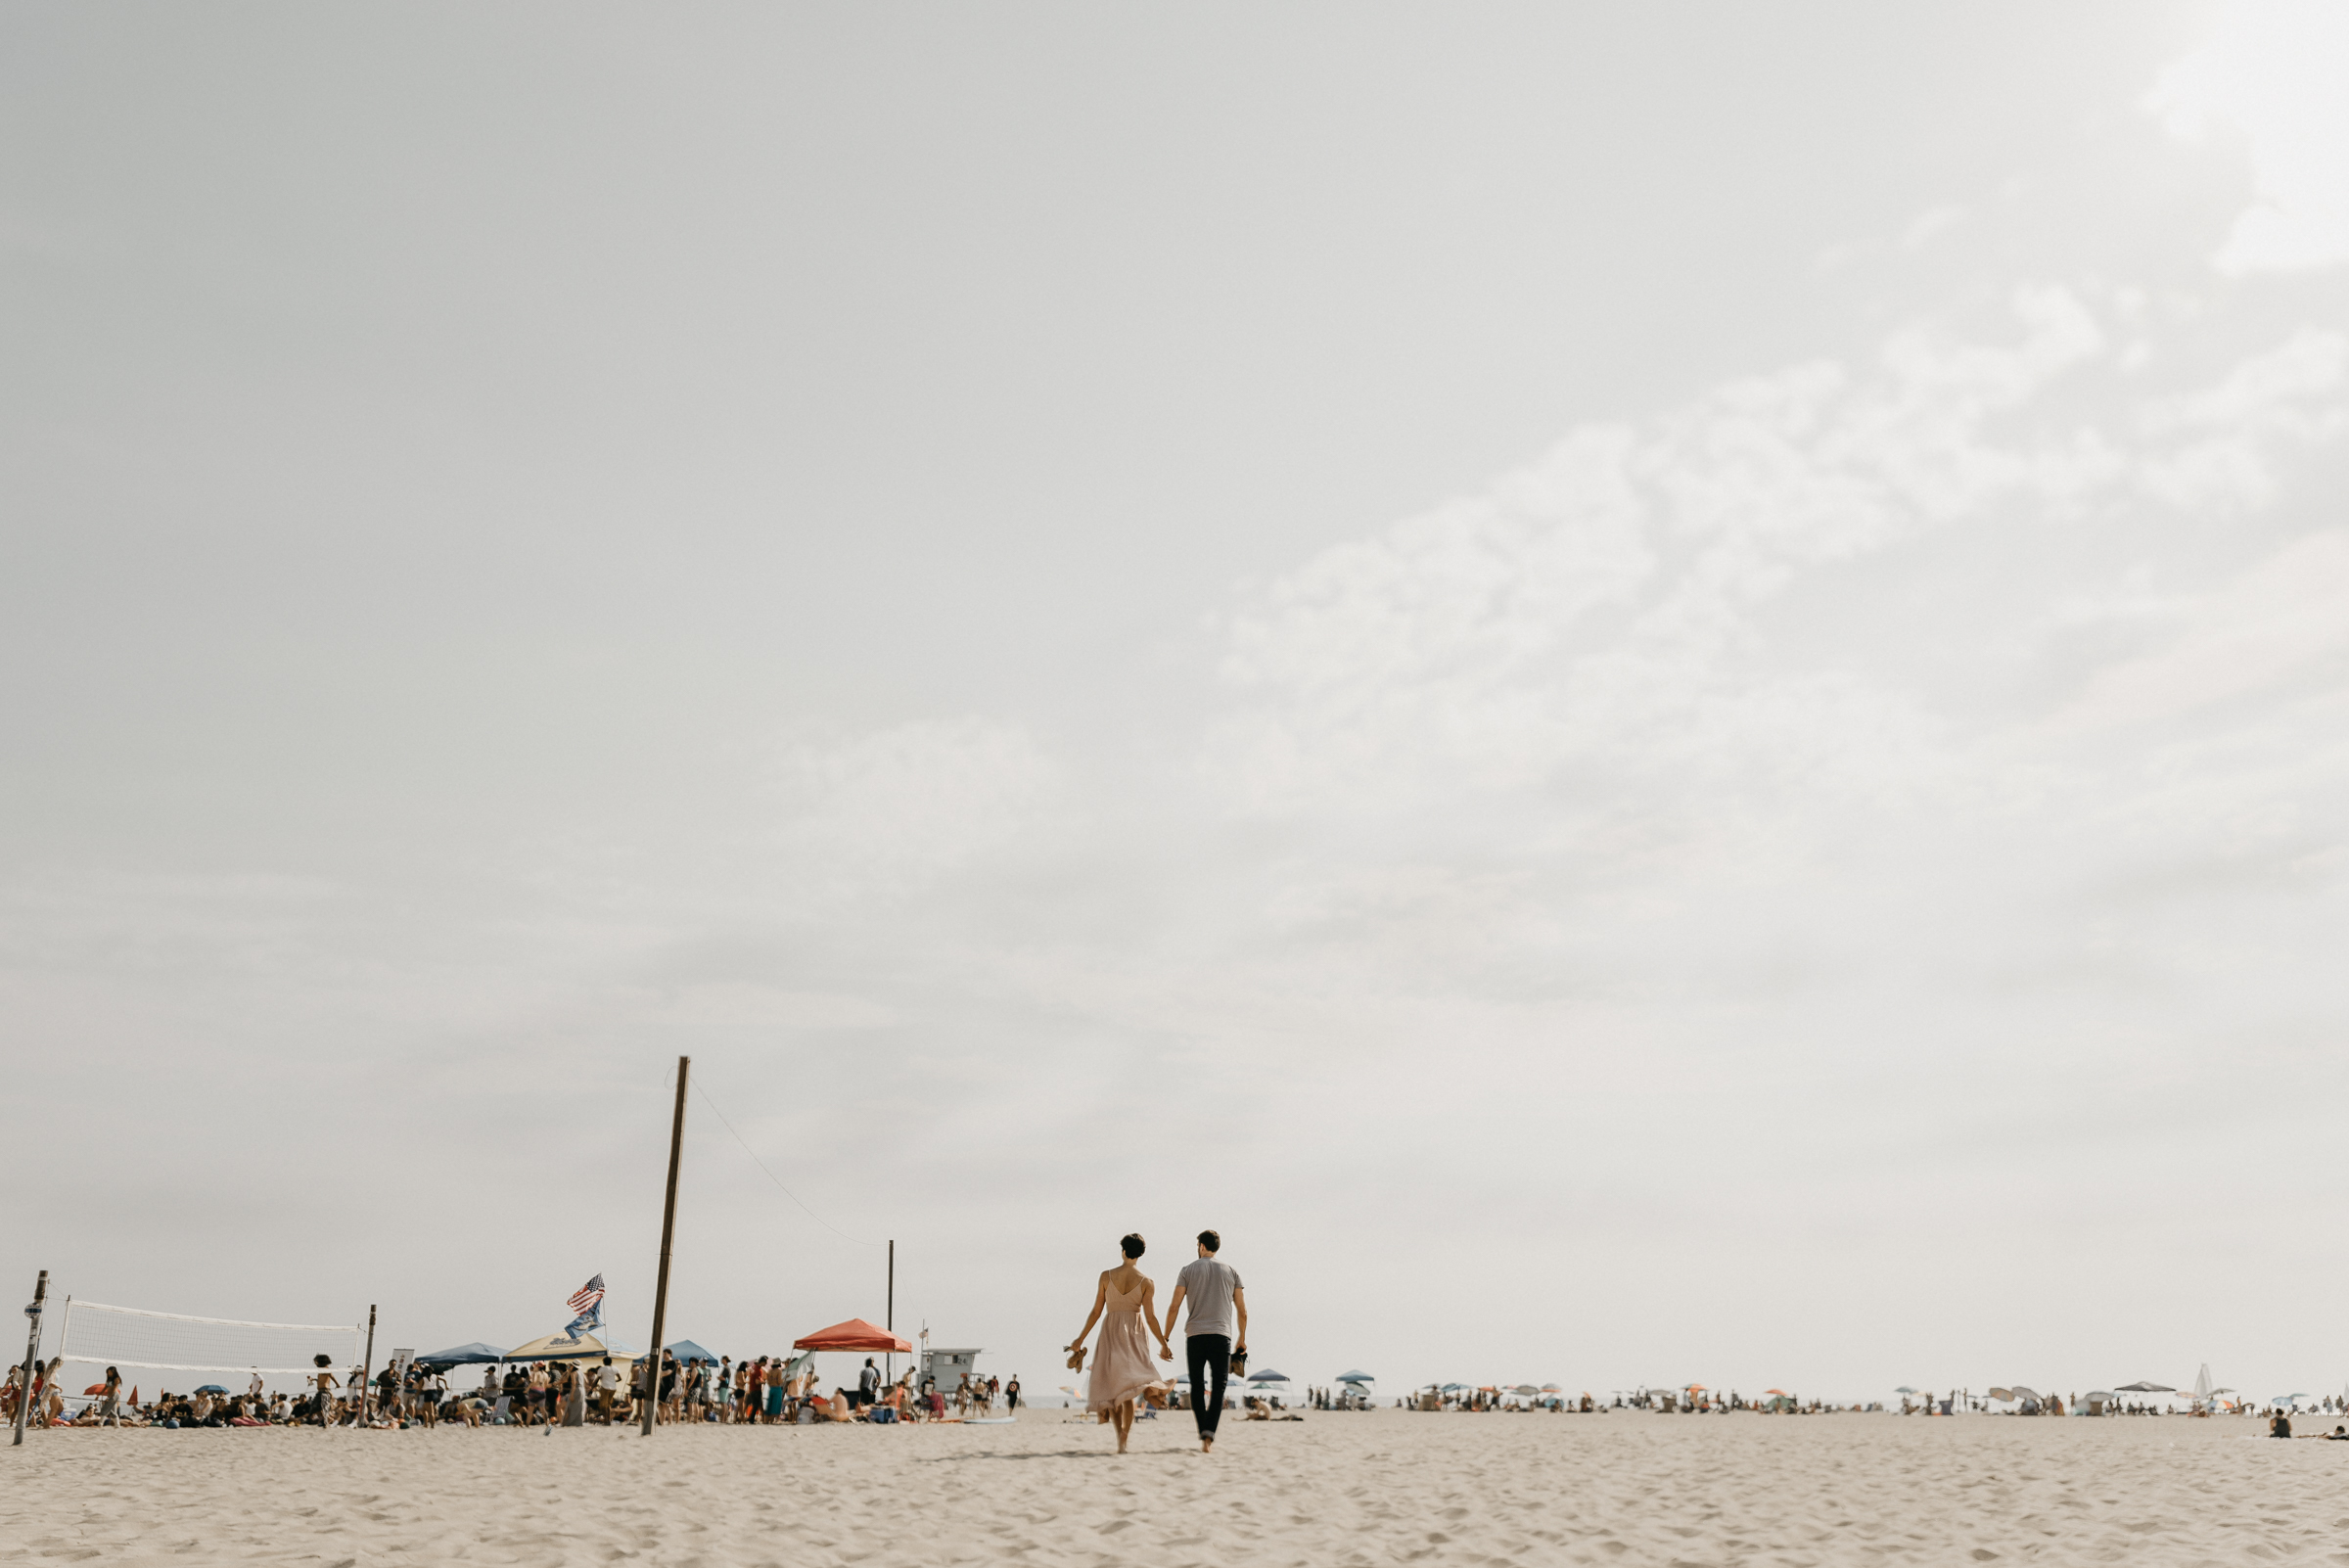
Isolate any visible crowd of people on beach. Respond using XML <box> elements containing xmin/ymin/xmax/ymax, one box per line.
<box><xmin>0</xmin><ymin>1349</ymin><xmax>1026</xmax><ymax>1431</ymax></box>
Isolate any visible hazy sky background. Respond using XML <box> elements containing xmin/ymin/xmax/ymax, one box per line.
<box><xmin>6</xmin><ymin>1</ymin><xmax>2348</xmax><ymax>1404</ymax></box>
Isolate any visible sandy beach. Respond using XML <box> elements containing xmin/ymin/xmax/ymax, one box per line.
<box><xmin>2</xmin><ymin>1409</ymin><xmax>2331</xmax><ymax>1566</ymax></box>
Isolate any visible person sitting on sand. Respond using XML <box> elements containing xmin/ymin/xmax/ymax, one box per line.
<box><xmin>2272</xmin><ymin>1410</ymin><xmax>2294</xmax><ymax>1438</ymax></box>
<box><xmin>1066</xmin><ymin>1231</ymin><xmax>1172</xmax><ymax>1455</ymax></box>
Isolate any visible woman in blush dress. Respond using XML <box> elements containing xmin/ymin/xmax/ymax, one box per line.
<box><xmin>1066</xmin><ymin>1232</ymin><xmax>1172</xmax><ymax>1453</ymax></box>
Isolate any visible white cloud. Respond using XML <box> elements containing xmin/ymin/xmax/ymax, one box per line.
<box><xmin>776</xmin><ymin>717</ymin><xmax>1059</xmax><ymax>876</ymax></box>
<box><xmin>2150</xmin><ymin>0</ymin><xmax>2349</xmax><ymax>273</ymax></box>
<box><xmin>1208</xmin><ymin>288</ymin><xmax>2132</xmax><ymax>819</ymax></box>
<box><xmin>2052</xmin><ymin>531</ymin><xmax>2349</xmax><ymax>731</ymax></box>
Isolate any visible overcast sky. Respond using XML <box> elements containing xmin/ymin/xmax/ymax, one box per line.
<box><xmin>6</xmin><ymin>0</ymin><xmax>2348</xmax><ymax>1404</ymax></box>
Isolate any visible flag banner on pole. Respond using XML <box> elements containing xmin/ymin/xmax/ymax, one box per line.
<box><xmin>560</xmin><ymin>1275</ymin><xmax>605</xmax><ymax>1342</ymax></box>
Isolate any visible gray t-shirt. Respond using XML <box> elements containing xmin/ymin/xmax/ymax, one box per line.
<box><xmin>1175</xmin><ymin>1257</ymin><xmax>1244</xmax><ymax>1340</ymax></box>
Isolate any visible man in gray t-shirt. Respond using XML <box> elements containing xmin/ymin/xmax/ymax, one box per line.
<box><xmin>1162</xmin><ymin>1229</ymin><xmax>1247</xmax><ymax>1451</ymax></box>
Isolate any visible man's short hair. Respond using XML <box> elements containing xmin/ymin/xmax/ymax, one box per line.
<box><xmin>1197</xmin><ymin>1229</ymin><xmax>1221</xmax><ymax>1253</ymax></box>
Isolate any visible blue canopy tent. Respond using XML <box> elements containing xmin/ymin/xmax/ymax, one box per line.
<box><xmin>667</xmin><ymin>1340</ymin><xmax>718</xmax><ymax>1365</ymax></box>
<box><xmin>416</xmin><ymin>1342</ymin><xmax>508</xmax><ymax>1368</ymax></box>
<box><xmin>1245</xmin><ymin>1368</ymin><xmax>1291</xmax><ymax>1384</ymax></box>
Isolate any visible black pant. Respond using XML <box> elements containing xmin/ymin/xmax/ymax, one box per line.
<box><xmin>1186</xmin><ymin>1334</ymin><xmax>1230</xmax><ymax>1440</ymax></box>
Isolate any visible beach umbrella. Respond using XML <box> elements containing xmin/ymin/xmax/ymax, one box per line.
<box><xmin>1893</xmin><ymin>1386</ymin><xmax>1917</xmax><ymax>1394</ymax></box>
<box><xmin>1441</xmin><ymin>1383</ymin><xmax>1468</xmax><ymax>1393</ymax></box>
<box><xmin>1765</xmin><ymin>1388</ymin><xmax>1788</xmax><ymax>1396</ymax></box>
<box><xmin>196</xmin><ymin>1384</ymin><xmax>230</xmax><ymax>1395</ymax></box>
<box><xmin>1334</xmin><ymin>1369</ymin><xmax>1374</xmax><ymax>1384</ymax></box>
<box><xmin>1987</xmin><ymin>1388</ymin><xmax>2014</xmax><ymax>1401</ymax></box>
<box><xmin>666</xmin><ymin>1340</ymin><xmax>718</xmax><ymax>1365</ymax></box>
<box><xmin>1245</xmin><ymin>1368</ymin><xmax>1291</xmax><ymax>1383</ymax></box>
<box><xmin>2114</xmin><ymin>1381</ymin><xmax>2174</xmax><ymax>1393</ymax></box>
<box><xmin>416</xmin><ymin>1342</ymin><xmax>508</xmax><ymax>1367</ymax></box>
<box><xmin>82</xmin><ymin>1383</ymin><xmax>108</xmax><ymax>1396</ymax></box>
<box><xmin>1541</xmin><ymin>1384</ymin><xmax>1562</xmax><ymax>1393</ymax></box>
<box><xmin>1512</xmin><ymin>1385</ymin><xmax>1540</xmax><ymax>1396</ymax></box>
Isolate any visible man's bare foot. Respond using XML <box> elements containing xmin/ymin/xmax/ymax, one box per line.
<box><xmin>1201</xmin><ymin>1437</ymin><xmax>1214</xmax><ymax>1453</ymax></box>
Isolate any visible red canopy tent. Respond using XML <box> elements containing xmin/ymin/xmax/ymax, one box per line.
<box><xmin>793</xmin><ymin>1318</ymin><xmax>910</xmax><ymax>1353</ymax></box>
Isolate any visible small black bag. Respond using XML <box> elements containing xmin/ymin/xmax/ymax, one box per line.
<box><xmin>1229</xmin><ymin>1347</ymin><xmax>1248</xmax><ymax>1378</ymax></box>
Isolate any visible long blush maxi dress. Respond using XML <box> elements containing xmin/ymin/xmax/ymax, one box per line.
<box><xmin>1086</xmin><ymin>1280</ymin><xmax>1167</xmax><ymax>1419</ymax></box>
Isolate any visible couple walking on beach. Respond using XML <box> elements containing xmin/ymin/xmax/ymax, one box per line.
<box><xmin>1067</xmin><ymin>1229</ymin><xmax>1245</xmax><ymax>1454</ymax></box>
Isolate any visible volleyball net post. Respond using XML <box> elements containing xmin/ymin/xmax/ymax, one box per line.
<box><xmin>12</xmin><ymin>1269</ymin><xmax>46</xmax><ymax>1448</ymax></box>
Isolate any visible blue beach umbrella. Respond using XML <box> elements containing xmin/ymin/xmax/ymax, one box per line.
<box><xmin>1335</xmin><ymin>1369</ymin><xmax>1374</xmax><ymax>1384</ymax></box>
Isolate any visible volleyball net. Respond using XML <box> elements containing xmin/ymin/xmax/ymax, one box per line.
<box><xmin>52</xmin><ymin>1299</ymin><xmax>361</xmax><ymax>1378</ymax></box>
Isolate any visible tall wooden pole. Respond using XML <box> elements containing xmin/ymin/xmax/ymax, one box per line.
<box><xmin>642</xmin><ymin>1055</ymin><xmax>689</xmax><ymax>1436</ymax></box>
<box><xmin>359</xmin><ymin>1305</ymin><xmax>377</xmax><ymax>1425</ymax></box>
<box><xmin>12</xmin><ymin>1270</ymin><xmax>45</xmax><ymax>1447</ymax></box>
<box><xmin>886</xmin><ymin>1240</ymin><xmax>895</xmax><ymax>1385</ymax></box>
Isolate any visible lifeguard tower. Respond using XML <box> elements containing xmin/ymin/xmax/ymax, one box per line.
<box><xmin>922</xmin><ymin>1345</ymin><xmax>983</xmax><ymax>1393</ymax></box>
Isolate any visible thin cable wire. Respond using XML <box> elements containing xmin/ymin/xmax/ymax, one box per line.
<box><xmin>686</xmin><ymin>1072</ymin><xmax>872</xmax><ymax>1248</ymax></box>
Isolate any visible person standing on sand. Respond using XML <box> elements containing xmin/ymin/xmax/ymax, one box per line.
<box><xmin>1067</xmin><ymin>1232</ymin><xmax>1173</xmax><ymax>1454</ymax></box>
<box><xmin>309</xmin><ymin>1355</ymin><xmax>340</xmax><ymax>1426</ymax></box>
<box><xmin>1160</xmin><ymin>1229</ymin><xmax>1246</xmax><ymax>1453</ymax></box>
<box><xmin>1005</xmin><ymin>1374</ymin><xmax>1020</xmax><ymax>1413</ymax></box>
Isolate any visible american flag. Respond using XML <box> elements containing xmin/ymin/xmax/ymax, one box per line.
<box><xmin>559</xmin><ymin>1274</ymin><xmax>605</xmax><ymax>1343</ymax></box>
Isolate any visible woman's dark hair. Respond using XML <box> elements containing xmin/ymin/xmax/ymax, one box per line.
<box><xmin>1197</xmin><ymin>1229</ymin><xmax>1221</xmax><ymax>1253</ymax></box>
<box><xmin>1120</xmin><ymin>1232</ymin><xmax>1146</xmax><ymax>1259</ymax></box>
<box><xmin>313</xmin><ymin>1354</ymin><xmax>333</xmax><ymax>1368</ymax></box>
